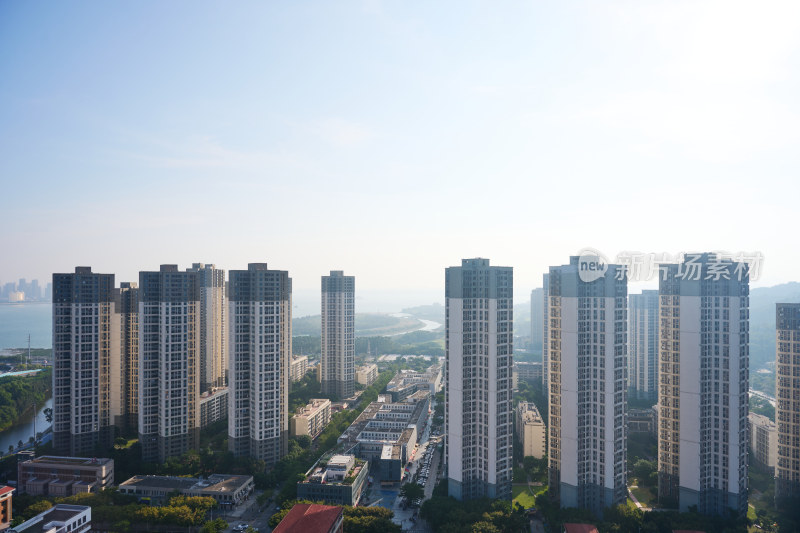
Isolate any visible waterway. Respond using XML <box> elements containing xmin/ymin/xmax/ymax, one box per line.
<box><xmin>0</xmin><ymin>302</ymin><xmax>52</xmax><ymax>350</ymax></box>
<box><xmin>387</xmin><ymin>313</ymin><xmax>443</xmax><ymax>336</ymax></box>
<box><xmin>0</xmin><ymin>397</ymin><xmax>52</xmax><ymax>454</ymax></box>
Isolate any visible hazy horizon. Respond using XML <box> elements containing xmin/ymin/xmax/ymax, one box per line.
<box><xmin>2</xmin><ymin>1</ymin><xmax>799</xmax><ymax>292</ymax></box>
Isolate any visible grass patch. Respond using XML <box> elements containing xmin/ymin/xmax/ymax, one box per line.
<box><xmin>630</xmin><ymin>485</ymin><xmax>656</xmax><ymax>506</ymax></box>
<box><xmin>627</xmin><ymin>497</ymin><xmax>638</xmax><ymax>510</ymax></box>
<box><xmin>747</xmin><ymin>504</ymin><xmax>756</xmax><ymax>521</ymax></box>
<box><xmin>512</xmin><ymin>485</ymin><xmax>538</xmax><ymax>509</ymax></box>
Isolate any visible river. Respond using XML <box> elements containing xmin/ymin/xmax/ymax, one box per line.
<box><xmin>0</xmin><ymin>397</ymin><xmax>52</xmax><ymax>453</ymax></box>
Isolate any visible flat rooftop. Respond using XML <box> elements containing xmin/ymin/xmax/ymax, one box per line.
<box><xmin>119</xmin><ymin>474</ymin><xmax>252</xmax><ymax>493</ymax></box>
<box><xmin>25</xmin><ymin>455</ymin><xmax>112</xmax><ymax>467</ymax></box>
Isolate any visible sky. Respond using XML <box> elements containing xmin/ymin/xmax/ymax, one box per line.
<box><xmin>1</xmin><ymin>1</ymin><xmax>799</xmax><ymax>302</ymax></box>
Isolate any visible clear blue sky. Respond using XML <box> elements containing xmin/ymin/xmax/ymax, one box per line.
<box><xmin>1</xmin><ymin>1</ymin><xmax>799</xmax><ymax>297</ymax></box>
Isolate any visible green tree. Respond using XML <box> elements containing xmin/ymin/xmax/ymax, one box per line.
<box><xmin>400</xmin><ymin>482</ymin><xmax>424</xmax><ymax>503</ymax></box>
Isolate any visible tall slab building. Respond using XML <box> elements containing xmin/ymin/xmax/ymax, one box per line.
<box><xmin>321</xmin><ymin>271</ymin><xmax>355</xmax><ymax>400</ymax></box>
<box><xmin>547</xmin><ymin>256</ymin><xmax>628</xmax><ymax>515</ymax></box>
<box><xmin>629</xmin><ymin>290</ymin><xmax>659</xmax><ymax>401</ymax></box>
<box><xmin>657</xmin><ymin>253</ymin><xmax>749</xmax><ymax>516</ymax></box>
<box><xmin>52</xmin><ymin>267</ymin><xmax>121</xmax><ymax>455</ymax></box>
<box><xmin>228</xmin><ymin>263</ymin><xmax>292</xmax><ymax>466</ymax></box>
<box><xmin>445</xmin><ymin>258</ymin><xmax>513</xmax><ymax>500</ymax></box>
<box><xmin>543</xmin><ymin>273</ymin><xmax>550</xmax><ymax>392</ymax></box>
<box><xmin>138</xmin><ymin>265</ymin><xmax>200</xmax><ymax>463</ymax></box>
<box><xmin>776</xmin><ymin>303</ymin><xmax>800</xmax><ymax>503</ymax></box>
<box><xmin>186</xmin><ymin>263</ymin><xmax>227</xmax><ymax>393</ymax></box>
<box><xmin>117</xmin><ymin>281</ymin><xmax>139</xmax><ymax>434</ymax></box>
<box><xmin>531</xmin><ymin>287</ymin><xmax>543</xmax><ymax>353</ymax></box>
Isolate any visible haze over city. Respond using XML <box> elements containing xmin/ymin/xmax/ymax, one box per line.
<box><xmin>2</xmin><ymin>1</ymin><xmax>800</xmax><ymax>295</ymax></box>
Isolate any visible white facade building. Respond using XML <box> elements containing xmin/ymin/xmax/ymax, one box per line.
<box><xmin>657</xmin><ymin>253</ymin><xmax>749</xmax><ymax>516</ymax></box>
<box><xmin>186</xmin><ymin>263</ymin><xmax>227</xmax><ymax>393</ymax></box>
<box><xmin>52</xmin><ymin>267</ymin><xmax>121</xmax><ymax>456</ymax></box>
<box><xmin>445</xmin><ymin>258</ymin><xmax>513</xmax><ymax>500</ymax></box>
<box><xmin>776</xmin><ymin>303</ymin><xmax>800</xmax><ymax>502</ymax></box>
<box><xmin>629</xmin><ymin>290</ymin><xmax>659</xmax><ymax>401</ymax></box>
<box><xmin>749</xmin><ymin>412</ymin><xmax>777</xmax><ymax>472</ymax></box>
<box><xmin>547</xmin><ymin>256</ymin><xmax>628</xmax><ymax>516</ymax></box>
<box><xmin>321</xmin><ymin>271</ymin><xmax>355</xmax><ymax>399</ymax></box>
<box><xmin>228</xmin><ymin>263</ymin><xmax>291</xmax><ymax>466</ymax></box>
<box><xmin>138</xmin><ymin>265</ymin><xmax>201</xmax><ymax>463</ymax></box>
<box><xmin>356</xmin><ymin>364</ymin><xmax>378</xmax><ymax>387</ymax></box>
<box><xmin>516</xmin><ymin>402</ymin><xmax>546</xmax><ymax>459</ymax></box>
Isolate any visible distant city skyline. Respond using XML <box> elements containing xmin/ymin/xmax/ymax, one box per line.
<box><xmin>2</xmin><ymin>2</ymin><xmax>799</xmax><ymax>291</ymax></box>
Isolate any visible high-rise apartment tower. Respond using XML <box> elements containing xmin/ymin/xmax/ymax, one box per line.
<box><xmin>445</xmin><ymin>258</ymin><xmax>513</xmax><ymax>500</ymax></box>
<box><xmin>657</xmin><ymin>253</ymin><xmax>749</xmax><ymax>516</ymax></box>
<box><xmin>321</xmin><ymin>271</ymin><xmax>355</xmax><ymax>400</ymax></box>
<box><xmin>228</xmin><ymin>263</ymin><xmax>292</xmax><ymax>465</ymax></box>
<box><xmin>547</xmin><ymin>255</ymin><xmax>628</xmax><ymax>516</ymax></box>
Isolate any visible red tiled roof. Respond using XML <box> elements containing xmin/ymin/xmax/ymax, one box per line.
<box><xmin>273</xmin><ymin>503</ymin><xmax>343</xmax><ymax>533</ymax></box>
<box><xmin>564</xmin><ymin>524</ymin><xmax>599</xmax><ymax>533</ymax></box>
<box><xmin>0</xmin><ymin>486</ymin><xmax>14</xmax><ymax>496</ymax></box>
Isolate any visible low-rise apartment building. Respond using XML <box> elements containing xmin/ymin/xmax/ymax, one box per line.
<box><xmin>516</xmin><ymin>402</ymin><xmax>546</xmax><ymax>459</ymax></box>
<box><xmin>385</xmin><ymin>366</ymin><xmax>441</xmax><ymax>402</ymax></box>
<box><xmin>297</xmin><ymin>454</ymin><xmax>368</xmax><ymax>506</ymax></box>
<box><xmin>290</xmin><ymin>356</ymin><xmax>310</xmax><ymax>383</ymax></box>
<box><xmin>200</xmin><ymin>387</ymin><xmax>229</xmax><ymax>428</ymax></box>
<box><xmin>749</xmin><ymin>412</ymin><xmax>777</xmax><ymax>472</ymax></box>
<box><xmin>118</xmin><ymin>474</ymin><xmax>254</xmax><ymax>508</ymax></box>
<box><xmin>17</xmin><ymin>456</ymin><xmax>114</xmax><ymax>496</ymax></box>
<box><xmin>355</xmin><ymin>364</ymin><xmax>378</xmax><ymax>387</ymax></box>
<box><xmin>514</xmin><ymin>361</ymin><xmax>543</xmax><ymax>383</ymax></box>
<box><xmin>290</xmin><ymin>399</ymin><xmax>332</xmax><ymax>439</ymax></box>
<box><xmin>8</xmin><ymin>504</ymin><xmax>91</xmax><ymax>533</ymax></box>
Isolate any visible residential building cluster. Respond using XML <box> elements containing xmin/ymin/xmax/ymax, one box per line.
<box><xmin>530</xmin><ymin>253</ymin><xmax>753</xmax><ymax>517</ymax></box>
<box><xmin>338</xmin><ymin>390</ymin><xmax>430</xmax><ymax>482</ymax></box>
<box><xmin>51</xmin><ymin>263</ymin><xmax>355</xmax><ymax>468</ymax></box>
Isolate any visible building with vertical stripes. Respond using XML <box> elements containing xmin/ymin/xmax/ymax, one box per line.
<box><xmin>52</xmin><ymin>267</ymin><xmax>120</xmax><ymax>456</ymax></box>
<box><xmin>321</xmin><ymin>271</ymin><xmax>355</xmax><ymax>400</ymax></box>
<box><xmin>629</xmin><ymin>290</ymin><xmax>659</xmax><ymax>401</ymax></box>
<box><xmin>445</xmin><ymin>258</ymin><xmax>513</xmax><ymax>500</ymax></box>
<box><xmin>228</xmin><ymin>263</ymin><xmax>291</xmax><ymax>465</ymax></box>
<box><xmin>138</xmin><ymin>265</ymin><xmax>200</xmax><ymax>463</ymax></box>
<box><xmin>117</xmin><ymin>281</ymin><xmax>139</xmax><ymax>434</ymax></box>
<box><xmin>186</xmin><ymin>263</ymin><xmax>226</xmax><ymax>393</ymax></box>
<box><xmin>657</xmin><ymin>253</ymin><xmax>749</xmax><ymax>516</ymax></box>
<box><xmin>776</xmin><ymin>302</ymin><xmax>800</xmax><ymax>503</ymax></box>
<box><xmin>547</xmin><ymin>255</ymin><xmax>627</xmax><ymax>516</ymax></box>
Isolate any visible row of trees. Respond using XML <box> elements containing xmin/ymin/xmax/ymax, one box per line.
<box><xmin>12</xmin><ymin>489</ymin><xmax>223</xmax><ymax>532</ymax></box>
<box><xmin>0</xmin><ymin>367</ymin><xmax>52</xmax><ymax>432</ymax></box>
<box><xmin>420</xmin><ymin>480</ymin><xmax>528</xmax><ymax>533</ymax></box>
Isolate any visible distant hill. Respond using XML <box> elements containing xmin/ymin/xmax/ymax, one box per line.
<box><xmin>750</xmin><ymin>282</ymin><xmax>800</xmax><ymax>370</ymax></box>
<box><xmin>400</xmin><ymin>303</ymin><xmax>444</xmax><ymax>322</ymax></box>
